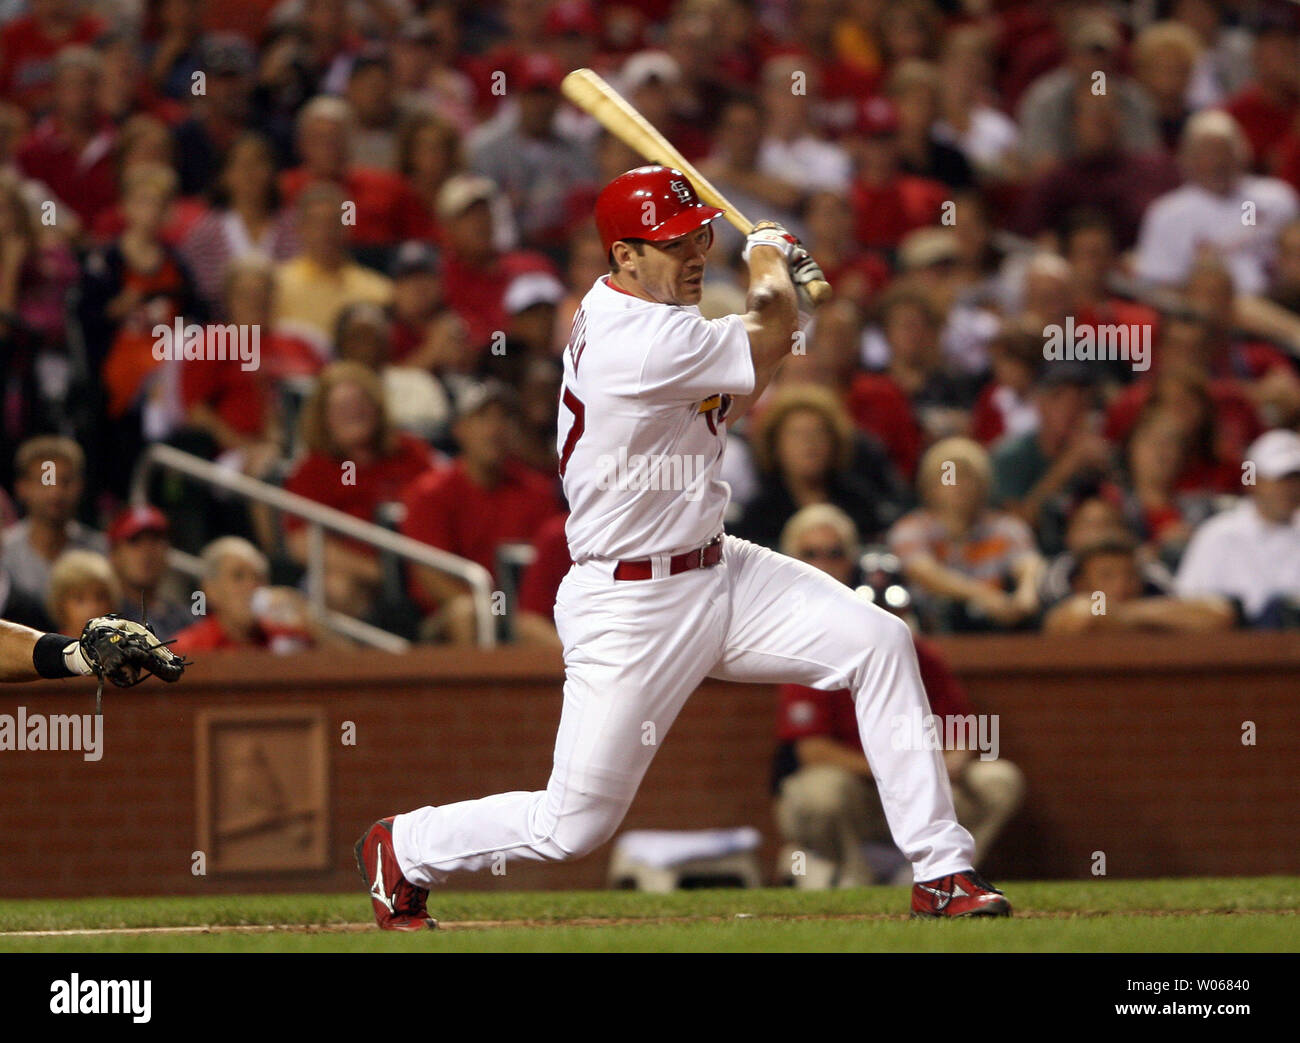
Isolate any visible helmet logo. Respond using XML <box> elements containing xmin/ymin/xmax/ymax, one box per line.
<box><xmin>668</xmin><ymin>178</ymin><xmax>693</xmax><ymax>203</ymax></box>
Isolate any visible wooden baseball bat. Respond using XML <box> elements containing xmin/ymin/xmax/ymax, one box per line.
<box><xmin>561</xmin><ymin>67</ymin><xmax>832</xmax><ymax>305</ymax></box>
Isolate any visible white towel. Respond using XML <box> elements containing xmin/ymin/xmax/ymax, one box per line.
<box><xmin>614</xmin><ymin>828</ymin><xmax>762</xmax><ymax>869</ymax></box>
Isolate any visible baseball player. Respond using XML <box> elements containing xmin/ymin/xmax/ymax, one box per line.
<box><xmin>0</xmin><ymin>615</ymin><xmax>187</xmax><ymax>687</ymax></box>
<box><xmin>356</xmin><ymin>166</ymin><xmax>1011</xmax><ymax>926</ymax></box>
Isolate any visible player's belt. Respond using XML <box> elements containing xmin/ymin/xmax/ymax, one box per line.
<box><xmin>613</xmin><ymin>534</ymin><xmax>724</xmax><ymax>581</ymax></box>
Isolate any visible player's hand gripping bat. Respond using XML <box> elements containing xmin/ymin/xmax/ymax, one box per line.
<box><xmin>562</xmin><ymin>67</ymin><xmax>832</xmax><ymax>306</ymax></box>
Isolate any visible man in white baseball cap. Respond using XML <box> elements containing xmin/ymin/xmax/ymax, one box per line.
<box><xmin>1174</xmin><ymin>429</ymin><xmax>1300</xmax><ymax>624</ymax></box>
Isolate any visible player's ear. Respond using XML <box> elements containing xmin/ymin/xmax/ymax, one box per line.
<box><xmin>611</xmin><ymin>240</ymin><xmax>638</xmax><ymax>275</ymax></box>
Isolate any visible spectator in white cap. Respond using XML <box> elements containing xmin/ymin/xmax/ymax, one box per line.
<box><xmin>1174</xmin><ymin>429</ymin><xmax>1300</xmax><ymax>625</ymax></box>
<box><xmin>503</xmin><ymin>270</ymin><xmax>567</xmax><ymax>357</ymax></box>
<box><xmin>618</xmin><ymin>50</ymin><xmax>711</xmax><ymax>162</ymax></box>
<box><xmin>1135</xmin><ymin>109</ymin><xmax>1299</xmax><ymax>295</ymax></box>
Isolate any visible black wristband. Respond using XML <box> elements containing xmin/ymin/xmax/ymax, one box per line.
<box><xmin>33</xmin><ymin>633</ymin><xmax>77</xmax><ymax>679</ymax></box>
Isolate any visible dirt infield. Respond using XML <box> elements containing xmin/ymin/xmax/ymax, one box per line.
<box><xmin>2</xmin><ymin>906</ymin><xmax>1290</xmax><ymax>939</ymax></box>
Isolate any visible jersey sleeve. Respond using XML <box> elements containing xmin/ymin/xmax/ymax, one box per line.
<box><xmin>636</xmin><ymin>311</ymin><xmax>755</xmax><ymax>401</ymax></box>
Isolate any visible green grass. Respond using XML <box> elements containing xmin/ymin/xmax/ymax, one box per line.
<box><xmin>0</xmin><ymin>877</ymin><xmax>1295</xmax><ymax>953</ymax></box>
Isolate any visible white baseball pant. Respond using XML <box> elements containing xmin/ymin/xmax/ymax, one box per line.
<box><xmin>393</xmin><ymin>535</ymin><xmax>975</xmax><ymax>886</ymax></box>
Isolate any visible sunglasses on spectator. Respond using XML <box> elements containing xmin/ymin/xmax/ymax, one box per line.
<box><xmin>797</xmin><ymin>546</ymin><xmax>848</xmax><ymax>562</ymax></box>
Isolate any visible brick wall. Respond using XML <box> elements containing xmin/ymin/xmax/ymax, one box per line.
<box><xmin>0</xmin><ymin>631</ymin><xmax>1296</xmax><ymax>898</ymax></box>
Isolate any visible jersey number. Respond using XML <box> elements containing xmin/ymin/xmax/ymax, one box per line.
<box><xmin>558</xmin><ymin>386</ymin><xmax>585</xmax><ymax>477</ymax></box>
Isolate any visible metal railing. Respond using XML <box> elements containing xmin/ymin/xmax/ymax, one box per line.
<box><xmin>130</xmin><ymin>443</ymin><xmax>497</xmax><ymax>650</ymax></box>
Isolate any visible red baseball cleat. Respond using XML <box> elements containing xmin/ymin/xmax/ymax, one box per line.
<box><xmin>355</xmin><ymin>817</ymin><xmax>437</xmax><ymax>931</ymax></box>
<box><xmin>911</xmin><ymin>869</ymin><xmax>1012</xmax><ymax>918</ymax></box>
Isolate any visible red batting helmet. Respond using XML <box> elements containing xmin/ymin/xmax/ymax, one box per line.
<box><xmin>595</xmin><ymin>165</ymin><xmax>724</xmax><ymax>256</ymax></box>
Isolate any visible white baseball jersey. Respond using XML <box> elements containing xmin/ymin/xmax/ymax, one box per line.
<box><xmin>558</xmin><ymin>276</ymin><xmax>755</xmax><ymax>563</ymax></box>
<box><xmin>392</xmin><ymin>278</ymin><xmax>976</xmax><ymax>897</ymax></box>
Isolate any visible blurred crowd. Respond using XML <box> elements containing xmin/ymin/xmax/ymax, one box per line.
<box><xmin>2</xmin><ymin>0</ymin><xmax>1300</xmax><ymax>656</ymax></box>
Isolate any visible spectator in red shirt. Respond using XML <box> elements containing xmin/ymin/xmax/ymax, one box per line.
<box><xmin>87</xmin><ymin>113</ymin><xmax>210</xmax><ymax>246</ymax></box>
<box><xmin>285</xmin><ymin>360</ymin><xmax>440</xmax><ymax>613</ymax></box>
<box><xmin>401</xmin><ymin>380</ymin><xmax>559</xmax><ymax>644</ymax></box>
<box><xmin>171</xmin><ymin>536</ymin><xmax>331</xmax><ymax>654</ymax></box>
<box><xmin>278</xmin><ymin>95</ymin><xmax>432</xmax><ymax>253</ymax></box>
<box><xmin>0</xmin><ymin>0</ymin><xmax>104</xmax><ymax>114</ymax></box>
<box><xmin>387</xmin><ymin>240</ymin><xmax>449</xmax><ymax>366</ymax></box>
<box><xmin>1223</xmin><ymin>20</ymin><xmax>1300</xmax><ymax>173</ymax></box>
<box><xmin>1062</xmin><ymin>210</ymin><xmax>1161</xmax><ymax>363</ymax></box>
<box><xmin>1179</xmin><ymin>259</ymin><xmax>1300</xmax><ymax>425</ymax></box>
<box><xmin>436</xmin><ymin>174</ymin><xmax>556</xmax><ymax>352</ymax></box>
<box><xmin>178</xmin><ymin>255</ymin><xmax>282</xmax><ymax>468</ymax></box>
<box><xmin>1104</xmin><ymin>316</ymin><xmax>1266</xmax><ymax>471</ymax></box>
<box><xmin>799</xmin><ymin>189</ymin><xmax>891</xmax><ymax>310</ymax></box>
<box><xmin>970</xmin><ymin>325</ymin><xmax>1043</xmax><ymax>448</ymax></box>
<box><xmin>1121</xmin><ymin>376</ymin><xmax>1247</xmax><ymax>563</ymax></box>
<box><xmin>15</xmin><ymin>45</ymin><xmax>118</xmax><ymax>229</ymax></box>
<box><xmin>773</xmin><ymin>504</ymin><xmax>1025</xmax><ymax>886</ymax></box>
<box><xmin>846</xmin><ymin>97</ymin><xmax>947</xmax><ymax>251</ymax></box>
<box><xmin>852</xmin><ymin>287</ymin><xmax>976</xmax><ymax>463</ymax></box>
<box><xmin>514</xmin><ymin>510</ymin><xmax>571</xmax><ymax>649</ymax></box>
<box><xmin>396</xmin><ymin>111</ymin><xmax>461</xmax><ymax>248</ymax></box>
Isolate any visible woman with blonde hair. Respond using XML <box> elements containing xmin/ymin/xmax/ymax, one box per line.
<box><xmin>734</xmin><ymin>383</ymin><xmax>904</xmax><ymax>549</ymax></box>
<box><xmin>887</xmin><ymin>437</ymin><xmax>1045</xmax><ymax>631</ymax></box>
<box><xmin>283</xmin><ymin>361</ymin><xmax>440</xmax><ymax>612</ymax></box>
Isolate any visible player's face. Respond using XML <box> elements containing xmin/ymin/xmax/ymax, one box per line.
<box><xmin>631</xmin><ymin>226</ymin><xmax>713</xmax><ymax>306</ymax></box>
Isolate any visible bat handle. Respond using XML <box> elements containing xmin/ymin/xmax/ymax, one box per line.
<box><xmin>805</xmin><ymin>279</ymin><xmax>833</xmax><ymax>306</ymax></box>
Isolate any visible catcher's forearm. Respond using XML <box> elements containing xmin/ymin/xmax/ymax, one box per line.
<box><xmin>0</xmin><ymin>619</ymin><xmax>91</xmax><ymax>682</ymax></box>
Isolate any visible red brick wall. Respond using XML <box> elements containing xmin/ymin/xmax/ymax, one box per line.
<box><xmin>0</xmin><ymin>631</ymin><xmax>1296</xmax><ymax>898</ymax></box>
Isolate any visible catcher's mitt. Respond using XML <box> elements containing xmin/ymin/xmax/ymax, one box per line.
<box><xmin>79</xmin><ymin>615</ymin><xmax>189</xmax><ymax>690</ymax></box>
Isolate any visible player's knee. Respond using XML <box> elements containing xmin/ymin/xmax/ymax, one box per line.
<box><xmin>871</xmin><ymin>606</ymin><xmax>915</xmax><ymax>659</ymax></box>
<box><xmin>546</xmin><ymin>798</ymin><xmax>629</xmax><ymax>860</ymax></box>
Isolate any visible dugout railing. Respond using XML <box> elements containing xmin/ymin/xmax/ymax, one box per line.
<box><xmin>129</xmin><ymin>442</ymin><xmax>497</xmax><ymax>650</ymax></box>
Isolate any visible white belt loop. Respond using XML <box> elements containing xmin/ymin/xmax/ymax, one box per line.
<box><xmin>650</xmin><ymin>552</ymin><xmax>672</xmax><ymax>579</ymax></box>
